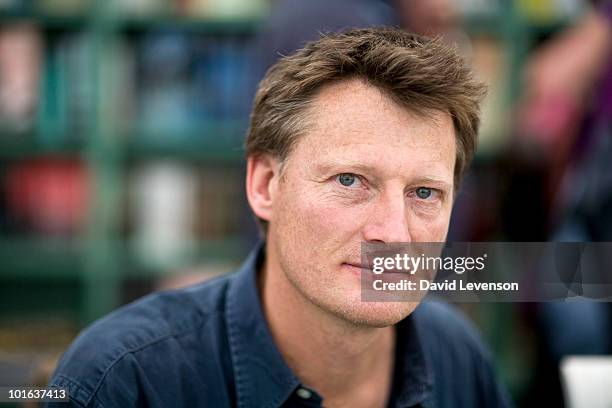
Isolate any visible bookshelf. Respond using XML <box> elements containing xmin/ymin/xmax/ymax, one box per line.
<box><xmin>0</xmin><ymin>0</ymin><xmax>260</xmax><ymax>325</ymax></box>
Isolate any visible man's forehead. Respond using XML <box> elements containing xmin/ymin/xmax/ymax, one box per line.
<box><xmin>306</xmin><ymin>78</ymin><xmax>453</xmax><ymax>144</ymax></box>
<box><xmin>312</xmin><ymin>78</ymin><xmax>446</xmax><ymax>117</ymax></box>
<box><xmin>310</xmin><ymin>78</ymin><xmax>405</xmax><ymax>127</ymax></box>
<box><xmin>290</xmin><ymin>78</ymin><xmax>456</xmax><ymax>178</ymax></box>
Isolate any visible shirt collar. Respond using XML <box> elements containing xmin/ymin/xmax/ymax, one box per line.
<box><xmin>226</xmin><ymin>243</ymin><xmax>300</xmax><ymax>408</ymax></box>
<box><xmin>226</xmin><ymin>243</ymin><xmax>434</xmax><ymax>408</ymax></box>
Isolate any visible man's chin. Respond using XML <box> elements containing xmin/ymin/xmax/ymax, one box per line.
<box><xmin>326</xmin><ymin>300</ymin><xmax>420</xmax><ymax>328</ymax></box>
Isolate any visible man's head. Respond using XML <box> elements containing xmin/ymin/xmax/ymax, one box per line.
<box><xmin>246</xmin><ymin>27</ymin><xmax>486</xmax><ymax>327</ymax></box>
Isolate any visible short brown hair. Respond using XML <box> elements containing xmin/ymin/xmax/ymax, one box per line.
<box><xmin>246</xmin><ymin>27</ymin><xmax>486</xmax><ymax>231</ymax></box>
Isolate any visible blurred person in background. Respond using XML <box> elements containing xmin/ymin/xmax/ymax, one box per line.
<box><xmin>517</xmin><ymin>1</ymin><xmax>612</xmax><ymax>406</ymax></box>
<box><xmin>519</xmin><ymin>0</ymin><xmax>612</xmax><ymax>198</ymax></box>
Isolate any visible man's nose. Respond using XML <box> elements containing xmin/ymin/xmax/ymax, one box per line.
<box><xmin>361</xmin><ymin>192</ymin><xmax>412</xmax><ymax>243</ymax></box>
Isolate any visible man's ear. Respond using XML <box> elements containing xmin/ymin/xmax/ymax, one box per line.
<box><xmin>246</xmin><ymin>154</ymin><xmax>281</xmax><ymax>224</ymax></box>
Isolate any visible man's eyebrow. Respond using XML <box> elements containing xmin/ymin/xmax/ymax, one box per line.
<box><xmin>409</xmin><ymin>176</ymin><xmax>453</xmax><ymax>191</ymax></box>
<box><xmin>314</xmin><ymin>161</ymin><xmax>379</xmax><ymax>175</ymax></box>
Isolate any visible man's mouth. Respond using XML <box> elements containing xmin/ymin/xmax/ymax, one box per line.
<box><xmin>341</xmin><ymin>263</ymin><xmax>374</xmax><ymax>281</ymax></box>
<box><xmin>343</xmin><ymin>262</ymin><xmax>372</xmax><ymax>271</ymax></box>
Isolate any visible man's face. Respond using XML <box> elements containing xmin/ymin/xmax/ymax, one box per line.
<box><xmin>267</xmin><ymin>78</ymin><xmax>456</xmax><ymax>327</ymax></box>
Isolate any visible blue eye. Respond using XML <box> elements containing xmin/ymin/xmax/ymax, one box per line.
<box><xmin>416</xmin><ymin>187</ymin><xmax>432</xmax><ymax>199</ymax></box>
<box><xmin>337</xmin><ymin>173</ymin><xmax>358</xmax><ymax>187</ymax></box>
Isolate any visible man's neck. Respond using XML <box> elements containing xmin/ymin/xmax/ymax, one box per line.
<box><xmin>259</xmin><ymin>253</ymin><xmax>396</xmax><ymax>407</ymax></box>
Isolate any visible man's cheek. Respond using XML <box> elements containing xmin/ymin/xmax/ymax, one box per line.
<box><xmin>303</xmin><ymin>200</ymin><xmax>361</xmax><ymax>232</ymax></box>
<box><xmin>422</xmin><ymin>216</ymin><xmax>451</xmax><ymax>241</ymax></box>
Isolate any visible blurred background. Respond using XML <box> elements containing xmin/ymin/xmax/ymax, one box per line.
<box><xmin>0</xmin><ymin>0</ymin><xmax>610</xmax><ymax>407</ymax></box>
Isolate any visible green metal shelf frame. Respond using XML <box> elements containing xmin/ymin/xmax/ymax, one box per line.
<box><xmin>0</xmin><ymin>236</ymin><xmax>245</xmax><ymax>280</ymax></box>
<box><xmin>0</xmin><ymin>11</ymin><xmax>261</xmax><ymax>34</ymax></box>
<box><xmin>0</xmin><ymin>237</ymin><xmax>84</xmax><ymax>280</ymax></box>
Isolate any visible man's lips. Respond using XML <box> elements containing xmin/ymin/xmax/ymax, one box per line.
<box><xmin>342</xmin><ymin>263</ymin><xmax>372</xmax><ymax>278</ymax></box>
<box><xmin>344</xmin><ymin>262</ymin><xmax>404</xmax><ymax>272</ymax></box>
<box><xmin>343</xmin><ymin>262</ymin><xmax>417</xmax><ymax>276</ymax></box>
<box><xmin>341</xmin><ymin>263</ymin><xmax>375</xmax><ymax>282</ymax></box>
<box><xmin>343</xmin><ymin>262</ymin><xmax>372</xmax><ymax>271</ymax></box>
<box><xmin>341</xmin><ymin>263</ymin><xmax>413</xmax><ymax>289</ymax></box>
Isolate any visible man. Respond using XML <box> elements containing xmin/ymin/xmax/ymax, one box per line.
<box><xmin>46</xmin><ymin>28</ymin><xmax>511</xmax><ymax>407</ymax></box>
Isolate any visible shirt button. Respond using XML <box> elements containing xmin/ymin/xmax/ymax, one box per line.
<box><xmin>296</xmin><ymin>388</ymin><xmax>312</xmax><ymax>399</ymax></box>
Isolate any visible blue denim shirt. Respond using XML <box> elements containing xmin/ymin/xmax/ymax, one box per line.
<box><xmin>45</xmin><ymin>245</ymin><xmax>512</xmax><ymax>408</ymax></box>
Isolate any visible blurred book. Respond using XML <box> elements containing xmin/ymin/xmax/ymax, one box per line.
<box><xmin>3</xmin><ymin>157</ymin><xmax>90</xmax><ymax>236</ymax></box>
<box><xmin>516</xmin><ymin>0</ymin><xmax>585</xmax><ymax>23</ymax></box>
<box><xmin>0</xmin><ymin>0</ymin><xmax>23</xmax><ymax>11</ymax></box>
<box><xmin>0</xmin><ymin>317</ymin><xmax>75</xmax><ymax>392</ymax></box>
<box><xmin>61</xmin><ymin>32</ymin><xmax>94</xmax><ymax>138</ymax></box>
<box><xmin>35</xmin><ymin>0</ymin><xmax>91</xmax><ymax>15</ymax></box>
<box><xmin>0</xmin><ymin>24</ymin><xmax>43</xmax><ymax>135</ymax></box>
<box><xmin>456</xmin><ymin>0</ymin><xmax>501</xmax><ymax>17</ymax></box>
<box><xmin>100</xmin><ymin>36</ymin><xmax>136</xmax><ymax>137</ymax></box>
<box><xmin>184</xmin><ymin>0</ymin><xmax>268</xmax><ymax>19</ymax></box>
<box><xmin>196</xmin><ymin>165</ymin><xmax>243</xmax><ymax>239</ymax></box>
<box><xmin>470</xmin><ymin>36</ymin><xmax>510</xmax><ymax>156</ymax></box>
<box><xmin>110</xmin><ymin>0</ymin><xmax>169</xmax><ymax>17</ymax></box>
<box><xmin>136</xmin><ymin>31</ymin><xmax>252</xmax><ymax>142</ymax></box>
<box><xmin>137</xmin><ymin>31</ymin><xmax>195</xmax><ymax>140</ymax></box>
<box><xmin>38</xmin><ymin>32</ymin><xmax>94</xmax><ymax>145</ymax></box>
<box><xmin>127</xmin><ymin>161</ymin><xmax>245</xmax><ymax>269</ymax></box>
<box><xmin>129</xmin><ymin>160</ymin><xmax>198</xmax><ymax>268</ymax></box>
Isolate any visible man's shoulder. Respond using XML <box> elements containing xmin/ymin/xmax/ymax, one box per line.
<box><xmin>48</xmin><ymin>272</ymin><xmax>235</xmax><ymax>406</ymax></box>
